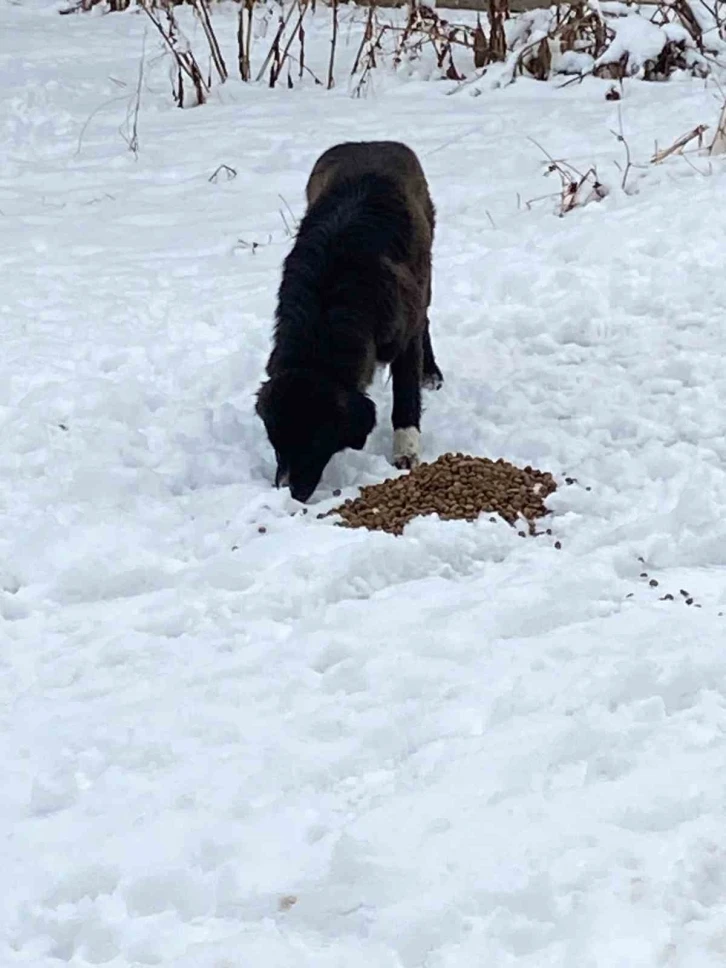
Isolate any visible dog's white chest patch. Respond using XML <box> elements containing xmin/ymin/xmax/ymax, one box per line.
<box><xmin>393</xmin><ymin>427</ymin><xmax>421</xmax><ymax>469</ymax></box>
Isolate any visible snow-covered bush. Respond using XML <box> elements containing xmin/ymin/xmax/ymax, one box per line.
<box><xmin>503</xmin><ymin>0</ymin><xmax>726</xmax><ymax>83</ymax></box>
<box><xmin>58</xmin><ymin>0</ymin><xmax>726</xmax><ymax>95</ymax></box>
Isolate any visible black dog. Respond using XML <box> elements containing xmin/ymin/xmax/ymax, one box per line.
<box><xmin>256</xmin><ymin>140</ymin><xmax>442</xmax><ymax>503</ymax></box>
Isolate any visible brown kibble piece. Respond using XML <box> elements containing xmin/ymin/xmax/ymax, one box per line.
<box><xmin>322</xmin><ymin>454</ymin><xmax>557</xmax><ymax>536</ymax></box>
<box><xmin>649</xmin><ymin>579</ymin><xmax>658</xmax><ymax>588</ymax></box>
<box><xmin>258</xmin><ymin>526</ymin><xmax>267</xmax><ymax>534</ymax></box>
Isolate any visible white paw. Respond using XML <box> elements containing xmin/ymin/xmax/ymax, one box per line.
<box><xmin>393</xmin><ymin>427</ymin><xmax>420</xmax><ymax>470</ymax></box>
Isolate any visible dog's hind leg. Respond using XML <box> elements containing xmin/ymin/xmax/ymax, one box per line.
<box><xmin>422</xmin><ymin>317</ymin><xmax>443</xmax><ymax>390</ymax></box>
<box><xmin>420</xmin><ymin>274</ymin><xmax>443</xmax><ymax>390</ymax></box>
<box><xmin>391</xmin><ymin>336</ymin><xmax>423</xmax><ymax>470</ymax></box>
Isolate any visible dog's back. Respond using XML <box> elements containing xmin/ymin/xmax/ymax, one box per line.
<box><xmin>270</xmin><ymin>142</ymin><xmax>433</xmax><ymax>387</ymax></box>
<box><xmin>306</xmin><ymin>140</ymin><xmax>435</xmax><ymax>241</ymax></box>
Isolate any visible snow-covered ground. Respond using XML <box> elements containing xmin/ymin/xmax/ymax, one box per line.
<box><xmin>3</xmin><ymin>1</ymin><xmax>726</xmax><ymax>964</ymax></box>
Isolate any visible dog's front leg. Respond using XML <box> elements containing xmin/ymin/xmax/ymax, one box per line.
<box><xmin>390</xmin><ymin>336</ymin><xmax>423</xmax><ymax>470</ymax></box>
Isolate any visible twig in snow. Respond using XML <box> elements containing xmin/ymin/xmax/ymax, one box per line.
<box><xmin>192</xmin><ymin>0</ymin><xmax>228</xmax><ymax>85</ymax></box>
<box><xmin>278</xmin><ymin>194</ymin><xmax>299</xmax><ymax>237</ymax></box>
<box><xmin>209</xmin><ymin>164</ymin><xmax>238</xmax><ymax>183</ymax></box>
<box><xmin>140</xmin><ymin>1</ymin><xmax>208</xmax><ymax>107</ymax></box>
<box><xmin>682</xmin><ymin>151</ymin><xmax>713</xmax><ymax>176</ymax></box>
<box><xmin>425</xmin><ymin>124</ymin><xmax>482</xmax><ymax>157</ymax></box>
<box><xmin>75</xmin><ymin>94</ymin><xmax>130</xmax><ymax>157</ymax></box>
<box><xmin>120</xmin><ymin>26</ymin><xmax>146</xmax><ymax>157</ymax></box>
<box><xmin>234</xmin><ymin>234</ymin><xmax>273</xmax><ymax>255</ymax></box>
<box><xmin>255</xmin><ymin>0</ymin><xmax>298</xmax><ymax>82</ymax></box>
<box><xmin>327</xmin><ymin>0</ymin><xmax>339</xmax><ymax>90</ymax></box>
<box><xmin>556</xmin><ymin>69</ymin><xmax>595</xmax><ymax>89</ymax></box>
<box><xmin>610</xmin><ymin>106</ymin><xmax>634</xmax><ymax>191</ymax></box>
<box><xmin>259</xmin><ymin>0</ymin><xmax>312</xmax><ymax>88</ymax></box>
<box><xmin>708</xmin><ymin>99</ymin><xmax>726</xmax><ymax>154</ymax></box>
<box><xmin>238</xmin><ymin>0</ymin><xmax>254</xmax><ymax>81</ymax></box>
<box><xmin>528</xmin><ymin>137</ymin><xmax>607</xmax><ymax>215</ymax></box>
<box><xmin>650</xmin><ymin>123</ymin><xmax>709</xmax><ymax>163</ymax></box>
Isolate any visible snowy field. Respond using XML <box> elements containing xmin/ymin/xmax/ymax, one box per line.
<box><xmin>3</xmin><ymin>1</ymin><xmax>726</xmax><ymax>964</ymax></box>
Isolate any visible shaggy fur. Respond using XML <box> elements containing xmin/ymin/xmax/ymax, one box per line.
<box><xmin>256</xmin><ymin>140</ymin><xmax>442</xmax><ymax>503</ymax></box>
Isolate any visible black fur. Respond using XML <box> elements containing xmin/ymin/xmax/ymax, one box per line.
<box><xmin>256</xmin><ymin>141</ymin><xmax>441</xmax><ymax>503</ymax></box>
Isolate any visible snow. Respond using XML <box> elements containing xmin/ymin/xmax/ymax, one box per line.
<box><xmin>594</xmin><ymin>13</ymin><xmax>667</xmax><ymax>72</ymax></box>
<box><xmin>3</xmin><ymin>1</ymin><xmax>726</xmax><ymax>965</ymax></box>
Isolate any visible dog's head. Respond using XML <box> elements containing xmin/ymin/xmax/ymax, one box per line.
<box><xmin>255</xmin><ymin>370</ymin><xmax>376</xmax><ymax>503</ymax></box>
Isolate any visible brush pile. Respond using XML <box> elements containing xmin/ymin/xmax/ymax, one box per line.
<box><xmin>60</xmin><ymin>0</ymin><xmax>726</xmax><ymax>96</ymax></box>
<box><xmin>326</xmin><ymin>453</ymin><xmax>557</xmax><ymax>536</ymax></box>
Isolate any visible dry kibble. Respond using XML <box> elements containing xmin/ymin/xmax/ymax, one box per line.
<box><xmin>324</xmin><ymin>453</ymin><xmax>558</xmax><ymax>536</ymax></box>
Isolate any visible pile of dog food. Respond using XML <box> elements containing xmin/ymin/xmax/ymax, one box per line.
<box><xmin>325</xmin><ymin>453</ymin><xmax>557</xmax><ymax>536</ymax></box>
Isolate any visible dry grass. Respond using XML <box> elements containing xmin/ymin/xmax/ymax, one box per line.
<box><xmin>522</xmin><ymin>91</ymin><xmax>726</xmax><ymax>219</ymax></box>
